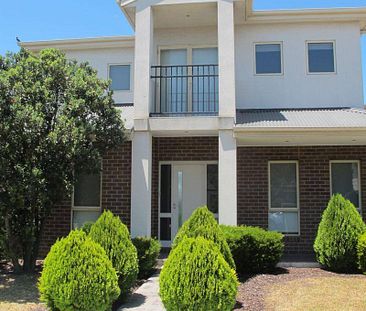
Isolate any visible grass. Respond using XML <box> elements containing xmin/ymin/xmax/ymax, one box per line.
<box><xmin>0</xmin><ymin>273</ymin><xmax>46</xmax><ymax>311</ymax></box>
<box><xmin>265</xmin><ymin>276</ymin><xmax>366</xmax><ymax>311</ymax></box>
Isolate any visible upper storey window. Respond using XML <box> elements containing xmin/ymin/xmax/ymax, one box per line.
<box><xmin>255</xmin><ymin>43</ymin><xmax>282</xmax><ymax>75</ymax></box>
<box><xmin>307</xmin><ymin>42</ymin><xmax>335</xmax><ymax>74</ymax></box>
<box><xmin>109</xmin><ymin>64</ymin><xmax>131</xmax><ymax>91</ymax></box>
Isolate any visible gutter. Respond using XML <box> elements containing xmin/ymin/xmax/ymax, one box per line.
<box><xmin>20</xmin><ymin>36</ymin><xmax>135</xmax><ymax>51</ymax></box>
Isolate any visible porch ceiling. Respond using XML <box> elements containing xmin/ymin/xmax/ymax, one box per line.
<box><xmin>153</xmin><ymin>2</ymin><xmax>218</xmax><ymax>29</ymax></box>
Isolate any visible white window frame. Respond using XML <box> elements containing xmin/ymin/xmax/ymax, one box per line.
<box><xmin>108</xmin><ymin>63</ymin><xmax>133</xmax><ymax>92</ymax></box>
<box><xmin>268</xmin><ymin>161</ymin><xmax>300</xmax><ymax>236</ymax></box>
<box><xmin>329</xmin><ymin>160</ymin><xmax>362</xmax><ymax>212</ymax></box>
<box><xmin>253</xmin><ymin>41</ymin><xmax>284</xmax><ymax>76</ymax></box>
<box><xmin>71</xmin><ymin>169</ymin><xmax>103</xmax><ymax>229</ymax></box>
<box><xmin>306</xmin><ymin>40</ymin><xmax>337</xmax><ymax>75</ymax></box>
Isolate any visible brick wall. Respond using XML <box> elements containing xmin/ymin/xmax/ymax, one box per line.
<box><xmin>39</xmin><ymin>142</ymin><xmax>132</xmax><ymax>257</ymax></box>
<box><xmin>151</xmin><ymin>137</ymin><xmax>218</xmax><ymax>237</ymax></box>
<box><xmin>237</xmin><ymin>146</ymin><xmax>366</xmax><ymax>256</ymax></box>
<box><xmin>102</xmin><ymin>142</ymin><xmax>132</xmax><ymax>227</ymax></box>
<box><xmin>39</xmin><ymin>199</ymin><xmax>72</xmax><ymax>257</ymax></box>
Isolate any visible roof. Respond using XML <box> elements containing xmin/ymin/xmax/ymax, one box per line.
<box><xmin>236</xmin><ymin>108</ymin><xmax>366</xmax><ymax>129</ymax></box>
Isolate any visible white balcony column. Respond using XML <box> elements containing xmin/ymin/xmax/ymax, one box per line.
<box><xmin>131</xmin><ymin>3</ymin><xmax>154</xmax><ymax>237</ymax></box>
<box><xmin>218</xmin><ymin>129</ymin><xmax>237</xmax><ymax>225</ymax></box>
<box><xmin>218</xmin><ymin>0</ymin><xmax>237</xmax><ymax>225</ymax></box>
<box><xmin>218</xmin><ymin>0</ymin><xmax>236</xmax><ymax>117</ymax></box>
<box><xmin>134</xmin><ymin>3</ymin><xmax>154</xmax><ymax>119</ymax></box>
<box><xmin>131</xmin><ymin>130</ymin><xmax>152</xmax><ymax>237</ymax></box>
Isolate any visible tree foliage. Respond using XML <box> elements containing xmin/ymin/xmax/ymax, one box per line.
<box><xmin>0</xmin><ymin>48</ymin><xmax>125</xmax><ymax>271</ymax></box>
<box><xmin>172</xmin><ymin>206</ymin><xmax>235</xmax><ymax>269</ymax></box>
<box><xmin>314</xmin><ymin>194</ymin><xmax>366</xmax><ymax>272</ymax></box>
<box><xmin>357</xmin><ymin>232</ymin><xmax>366</xmax><ymax>274</ymax></box>
<box><xmin>160</xmin><ymin>237</ymin><xmax>238</xmax><ymax>311</ymax></box>
<box><xmin>132</xmin><ymin>236</ymin><xmax>161</xmax><ymax>279</ymax></box>
<box><xmin>39</xmin><ymin>230</ymin><xmax>120</xmax><ymax>311</ymax></box>
<box><xmin>221</xmin><ymin>225</ymin><xmax>284</xmax><ymax>274</ymax></box>
<box><xmin>89</xmin><ymin>211</ymin><xmax>139</xmax><ymax>296</ymax></box>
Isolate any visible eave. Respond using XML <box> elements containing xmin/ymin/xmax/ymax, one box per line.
<box><xmin>245</xmin><ymin>7</ymin><xmax>366</xmax><ymax>28</ymax></box>
<box><xmin>19</xmin><ymin>36</ymin><xmax>135</xmax><ymax>52</ymax></box>
<box><xmin>234</xmin><ymin>127</ymin><xmax>366</xmax><ymax>147</ymax></box>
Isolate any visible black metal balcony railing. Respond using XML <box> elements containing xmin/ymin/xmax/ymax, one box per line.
<box><xmin>151</xmin><ymin>64</ymin><xmax>219</xmax><ymax>116</ymax></box>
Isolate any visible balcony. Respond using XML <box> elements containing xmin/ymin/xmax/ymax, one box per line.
<box><xmin>150</xmin><ymin>64</ymin><xmax>219</xmax><ymax>117</ymax></box>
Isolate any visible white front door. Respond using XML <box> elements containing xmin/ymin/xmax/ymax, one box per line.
<box><xmin>159</xmin><ymin>162</ymin><xmax>218</xmax><ymax>247</ymax></box>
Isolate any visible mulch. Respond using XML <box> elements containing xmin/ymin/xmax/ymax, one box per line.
<box><xmin>235</xmin><ymin>267</ymin><xmax>365</xmax><ymax>311</ymax></box>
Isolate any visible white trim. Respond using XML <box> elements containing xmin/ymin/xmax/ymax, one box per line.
<box><xmin>245</xmin><ymin>7</ymin><xmax>366</xmax><ymax>25</ymax></box>
<box><xmin>329</xmin><ymin>160</ymin><xmax>362</xmax><ymax>212</ymax></box>
<box><xmin>20</xmin><ymin>36</ymin><xmax>135</xmax><ymax>51</ymax></box>
<box><xmin>71</xmin><ymin>169</ymin><xmax>103</xmax><ymax>229</ymax></box>
<box><xmin>268</xmin><ymin>161</ymin><xmax>300</xmax><ymax>236</ymax></box>
<box><xmin>253</xmin><ymin>41</ymin><xmax>284</xmax><ymax>76</ymax></box>
<box><xmin>108</xmin><ymin>63</ymin><xmax>133</xmax><ymax>92</ymax></box>
<box><xmin>158</xmin><ymin>161</ymin><xmax>218</xmax><ymax>246</ymax></box>
<box><xmin>306</xmin><ymin>40</ymin><xmax>337</xmax><ymax>75</ymax></box>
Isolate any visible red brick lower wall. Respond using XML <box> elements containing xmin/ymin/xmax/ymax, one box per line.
<box><xmin>102</xmin><ymin>142</ymin><xmax>132</xmax><ymax>227</ymax></box>
<box><xmin>237</xmin><ymin>146</ymin><xmax>366</xmax><ymax>256</ymax></box>
<box><xmin>39</xmin><ymin>199</ymin><xmax>72</xmax><ymax>257</ymax></box>
<box><xmin>151</xmin><ymin>137</ymin><xmax>219</xmax><ymax>237</ymax></box>
<box><xmin>39</xmin><ymin>142</ymin><xmax>132</xmax><ymax>257</ymax></box>
<box><xmin>39</xmin><ymin>141</ymin><xmax>366</xmax><ymax>258</ymax></box>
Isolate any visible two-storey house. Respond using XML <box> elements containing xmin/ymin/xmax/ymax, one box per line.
<box><xmin>21</xmin><ymin>0</ymin><xmax>366</xmax><ymax>258</ymax></box>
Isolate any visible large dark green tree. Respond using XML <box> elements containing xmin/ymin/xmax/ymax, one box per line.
<box><xmin>0</xmin><ymin>48</ymin><xmax>126</xmax><ymax>272</ymax></box>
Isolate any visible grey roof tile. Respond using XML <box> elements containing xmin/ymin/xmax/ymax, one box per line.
<box><xmin>236</xmin><ymin>108</ymin><xmax>366</xmax><ymax>128</ymax></box>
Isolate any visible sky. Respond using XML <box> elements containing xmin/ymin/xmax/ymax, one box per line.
<box><xmin>1</xmin><ymin>0</ymin><xmax>366</xmax><ymax>95</ymax></box>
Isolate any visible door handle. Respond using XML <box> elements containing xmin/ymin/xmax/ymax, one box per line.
<box><xmin>172</xmin><ymin>203</ymin><xmax>177</xmax><ymax>210</ymax></box>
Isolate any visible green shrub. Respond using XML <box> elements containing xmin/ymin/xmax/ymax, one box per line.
<box><xmin>314</xmin><ymin>194</ymin><xmax>366</xmax><ymax>272</ymax></box>
<box><xmin>172</xmin><ymin>206</ymin><xmax>235</xmax><ymax>269</ymax></box>
<box><xmin>89</xmin><ymin>211</ymin><xmax>138</xmax><ymax>296</ymax></box>
<box><xmin>81</xmin><ymin>221</ymin><xmax>94</xmax><ymax>235</ymax></box>
<box><xmin>160</xmin><ymin>237</ymin><xmax>238</xmax><ymax>311</ymax></box>
<box><xmin>357</xmin><ymin>232</ymin><xmax>366</xmax><ymax>274</ymax></box>
<box><xmin>221</xmin><ymin>225</ymin><xmax>284</xmax><ymax>274</ymax></box>
<box><xmin>38</xmin><ymin>230</ymin><xmax>120</xmax><ymax>311</ymax></box>
<box><xmin>132</xmin><ymin>237</ymin><xmax>161</xmax><ymax>279</ymax></box>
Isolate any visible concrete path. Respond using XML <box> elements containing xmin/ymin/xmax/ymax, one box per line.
<box><xmin>119</xmin><ymin>272</ymin><xmax>165</xmax><ymax>311</ymax></box>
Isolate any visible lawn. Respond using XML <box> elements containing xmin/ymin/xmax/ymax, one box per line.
<box><xmin>266</xmin><ymin>277</ymin><xmax>366</xmax><ymax>311</ymax></box>
<box><xmin>237</xmin><ymin>268</ymin><xmax>366</xmax><ymax>311</ymax></box>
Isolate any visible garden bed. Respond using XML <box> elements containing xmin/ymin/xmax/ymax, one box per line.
<box><xmin>237</xmin><ymin>267</ymin><xmax>366</xmax><ymax>311</ymax></box>
<box><xmin>0</xmin><ymin>262</ymin><xmax>45</xmax><ymax>311</ymax></box>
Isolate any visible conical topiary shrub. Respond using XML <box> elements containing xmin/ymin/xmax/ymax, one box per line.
<box><xmin>89</xmin><ymin>211</ymin><xmax>139</xmax><ymax>296</ymax></box>
<box><xmin>160</xmin><ymin>237</ymin><xmax>238</xmax><ymax>311</ymax></box>
<box><xmin>172</xmin><ymin>206</ymin><xmax>235</xmax><ymax>268</ymax></box>
<box><xmin>357</xmin><ymin>232</ymin><xmax>366</xmax><ymax>274</ymax></box>
<box><xmin>314</xmin><ymin>194</ymin><xmax>366</xmax><ymax>272</ymax></box>
<box><xmin>39</xmin><ymin>230</ymin><xmax>120</xmax><ymax>311</ymax></box>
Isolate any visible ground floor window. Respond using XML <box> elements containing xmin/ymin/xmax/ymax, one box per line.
<box><xmin>330</xmin><ymin>161</ymin><xmax>361</xmax><ymax>211</ymax></box>
<box><xmin>268</xmin><ymin>161</ymin><xmax>300</xmax><ymax>235</ymax></box>
<box><xmin>72</xmin><ymin>170</ymin><xmax>101</xmax><ymax>229</ymax></box>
